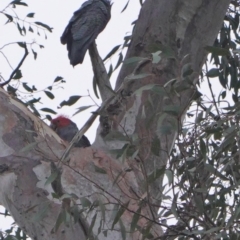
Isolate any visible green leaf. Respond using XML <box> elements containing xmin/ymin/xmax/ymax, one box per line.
<box><xmin>34</xmin><ymin>21</ymin><xmax>53</xmax><ymax>32</ymax></box>
<box><xmin>147</xmin><ymin>167</ymin><xmax>165</xmax><ymax>184</ymax></box>
<box><xmin>22</xmin><ymin>82</ymin><xmax>33</xmax><ymax>92</ymax></box>
<box><xmin>218</xmin><ymin>72</ymin><xmax>227</xmax><ymax>88</ymax></box>
<box><xmin>126</xmin><ymin>73</ymin><xmax>152</xmax><ymax>81</ymax></box>
<box><xmin>123</xmin><ymin>56</ymin><xmax>146</xmax><ymax>65</ymax></box>
<box><xmin>52</xmin><ymin>210</ymin><xmax>64</xmax><ymax>232</ymax></box>
<box><xmin>11</xmin><ymin>1</ymin><xmax>28</xmax><ymax>6</ymax></box>
<box><xmin>17</xmin><ymin>42</ymin><xmax>26</xmax><ymax>48</ymax></box>
<box><xmin>221</xmin><ymin>91</ymin><xmax>227</xmax><ymax>99</ymax></box>
<box><xmin>22</xmin><ymin>25</ymin><xmax>26</xmax><ymax>35</ymax></box>
<box><xmin>104</xmin><ymin>131</ymin><xmax>129</xmax><ymax>142</ymax></box>
<box><xmin>44</xmin><ymin>90</ymin><xmax>54</xmax><ymax>99</ymax></box>
<box><xmin>88</xmin><ymin>213</ymin><xmax>97</xmax><ymax>236</ymax></box>
<box><xmin>59</xmin><ymin>96</ymin><xmax>81</xmax><ymax>108</ymax></box>
<box><xmin>121</xmin><ymin>0</ymin><xmax>129</xmax><ymax>13</ymax></box>
<box><xmin>114</xmin><ymin>53</ymin><xmax>123</xmax><ymax>70</ymax></box>
<box><xmin>103</xmin><ymin>45</ymin><xmax>121</xmax><ymax>61</ymax></box>
<box><xmin>110</xmin><ymin>144</ymin><xmax>129</xmax><ymax>159</ymax></box>
<box><xmin>110</xmin><ymin>204</ymin><xmax>119</xmax><ymax>221</ymax></box>
<box><xmin>29</xmin><ymin>104</ymin><xmax>40</xmax><ymax>117</ymax></box>
<box><xmin>26</xmin><ymin>12</ymin><xmax>35</xmax><ymax>18</ymax></box>
<box><xmin>112</xmin><ymin>171</ymin><xmax>123</xmax><ymax>187</ymax></box>
<box><xmin>151</xmin><ymin>136</ymin><xmax>160</xmax><ymax>156</ymax></box>
<box><xmin>32</xmin><ymin>202</ymin><xmax>51</xmax><ymax>222</ymax></box>
<box><xmin>19</xmin><ymin>142</ymin><xmax>37</xmax><ymax>153</ymax></box>
<box><xmin>28</xmin><ymin>26</ymin><xmax>33</xmax><ymax>32</ymax></box>
<box><xmin>45</xmin><ymin>171</ymin><xmax>58</xmax><ymax>186</ymax></box>
<box><xmin>72</xmin><ymin>105</ymin><xmax>94</xmax><ymax>116</ymax></box>
<box><xmin>171</xmin><ymin>200</ymin><xmax>178</xmax><ymax>218</ymax></box>
<box><xmin>98</xmin><ymin>199</ymin><xmax>106</xmax><ymax>221</ymax></box>
<box><xmin>157</xmin><ymin>113</ymin><xmax>167</xmax><ymax>129</ymax></box>
<box><xmin>4</xmin><ymin>14</ymin><xmax>13</xmax><ymax>23</ymax></box>
<box><xmin>163</xmin><ymin>105</ymin><xmax>181</xmax><ymax>116</ymax></box>
<box><xmin>40</xmin><ymin>108</ymin><xmax>57</xmax><ymax>114</ymax></box>
<box><xmin>151</xmin><ymin>85</ymin><xmax>166</xmax><ymax>95</ymax></box>
<box><xmin>205</xmin><ymin>46</ymin><xmax>229</xmax><ymax>56</ymax></box>
<box><xmin>92</xmin><ymin>75</ymin><xmax>100</xmax><ymax>99</ymax></box>
<box><xmin>130</xmin><ymin>207</ymin><xmax>141</xmax><ymax>232</ymax></box>
<box><xmin>133</xmin><ymin>84</ymin><xmax>156</xmax><ymax>96</ymax></box>
<box><xmin>165</xmin><ymin>169</ymin><xmax>173</xmax><ymax>185</ymax></box>
<box><xmin>199</xmin><ymin>138</ymin><xmax>206</xmax><ymax>157</ymax></box>
<box><xmin>32</xmin><ymin>49</ymin><xmax>37</xmax><ymax>60</ymax></box>
<box><xmin>159</xmin><ymin>124</ymin><xmax>173</xmax><ymax>135</ymax></box>
<box><xmin>194</xmin><ymin>195</ymin><xmax>204</xmax><ymax>214</ymax></box>
<box><xmin>94</xmin><ymin>165</ymin><xmax>107</xmax><ymax>174</ymax></box>
<box><xmin>13</xmin><ymin>70</ymin><xmax>22</xmax><ymax>79</ymax></box>
<box><xmin>108</xmin><ymin>64</ymin><xmax>113</xmax><ymax>78</ymax></box>
<box><xmin>80</xmin><ymin>197</ymin><xmax>91</xmax><ymax>208</ymax></box>
<box><xmin>206</xmin><ymin>68</ymin><xmax>220</xmax><ymax>78</ymax></box>
<box><xmin>119</xmin><ymin>219</ymin><xmax>126</xmax><ymax>240</ymax></box>
<box><xmin>205</xmin><ymin>164</ymin><xmax>228</xmax><ymax>180</ymax></box>
<box><xmin>181</xmin><ymin>63</ymin><xmax>193</xmax><ymax>77</ymax></box>
<box><xmin>111</xmin><ymin>201</ymin><xmax>129</xmax><ymax>229</ymax></box>
<box><xmin>204</xmin><ymin>227</ymin><xmax>222</xmax><ymax>234</ymax></box>
<box><xmin>7</xmin><ymin>85</ymin><xmax>17</xmax><ymax>95</ymax></box>
<box><xmin>17</xmin><ymin>23</ymin><xmax>23</xmax><ymax>35</ymax></box>
<box><xmin>54</xmin><ymin>76</ymin><xmax>64</xmax><ymax>82</ymax></box>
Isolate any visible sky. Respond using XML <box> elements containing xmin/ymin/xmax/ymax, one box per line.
<box><xmin>0</xmin><ymin>0</ymin><xmax>141</xmax><ymax>233</ymax></box>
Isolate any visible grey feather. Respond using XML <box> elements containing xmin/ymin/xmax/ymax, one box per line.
<box><xmin>61</xmin><ymin>0</ymin><xmax>111</xmax><ymax>66</ymax></box>
<box><xmin>55</xmin><ymin>121</ymin><xmax>91</xmax><ymax>148</ymax></box>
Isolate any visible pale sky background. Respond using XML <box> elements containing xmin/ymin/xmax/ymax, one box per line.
<box><xmin>0</xmin><ymin>0</ymin><xmax>140</xmax><ymax>233</ymax></box>
<box><xmin>0</xmin><ymin>0</ymin><xmax>230</xmax><ymax>236</ymax></box>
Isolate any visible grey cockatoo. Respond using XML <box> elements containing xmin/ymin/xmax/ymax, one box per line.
<box><xmin>61</xmin><ymin>0</ymin><xmax>112</xmax><ymax>66</ymax></box>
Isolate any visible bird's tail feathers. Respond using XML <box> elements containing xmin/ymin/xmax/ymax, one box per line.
<box><xmin>68</xmin><ymin>32</ymin><xmax>97</xmax><ymax>66</ymax></box>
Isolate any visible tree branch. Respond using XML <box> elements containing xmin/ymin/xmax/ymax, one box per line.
<box><xmin>0</xmin><ymin>43</ymin><xmax>28</xmax><ymax>87</ymax></box>
<box><xmin>88</xmin><ymin>41</ymin><xmax>113</xmax><ymax>102</ymax></box>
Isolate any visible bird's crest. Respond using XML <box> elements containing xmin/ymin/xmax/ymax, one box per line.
<box><xmin>51</xmin><ymin>115</ymin><xmax>71</xmax><ymax>127</ymax></box>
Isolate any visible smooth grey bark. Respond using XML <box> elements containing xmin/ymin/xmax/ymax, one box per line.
<box><xmin>109</xmin><ymin>0</ymin><xmax>231</xmax><ymax>200</ymax></box>
<box><xmin>0</xmin><ymin>0</ymin><xmax>231</xmax><ymax>239</ymax></box>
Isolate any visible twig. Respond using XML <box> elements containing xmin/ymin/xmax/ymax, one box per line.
<box><xmin>0</xmin><ymin>51</ymin><xmax>13</xmax><ymax>70</ymax></box>
<box><xmin>88</xmin><ymin>41</ymin><xmax>113</xmax><ymax>101</ymax></box>
<box><xmin>0</xmin><ymin>43</ymin><xmax>28</xmax><ymax>87</ymax></box>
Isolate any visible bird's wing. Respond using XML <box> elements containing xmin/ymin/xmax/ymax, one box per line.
<box><xmin>68</xmin><ymin>15</ymin><xmax>102</xmax><ymax>65</ymax></box>
<box><xmin>68</xmin><ymin>5</ymin><xmax>110</xmax><ymax>65</ymax></box>
<box><xmin>60</xmin><ymin>0</ymin><xmax>94</xmax><ymax>44</ymax></box>
<box><xmin>61</xmin><ymin>0</ymin><xmax>111</xmax><ymax>65</ymax></box>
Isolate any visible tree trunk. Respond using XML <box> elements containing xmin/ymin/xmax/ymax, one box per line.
<box><xmin>0</xmin><ymin>0</ymin><xmax>231</xmax><ymax>239</ymax></box>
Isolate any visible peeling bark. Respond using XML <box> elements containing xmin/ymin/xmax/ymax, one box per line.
<box><xmin>0</xmin><ymin>88</ymin><xmax>162</xmax><ymax>239</ymax></box>
<box><xmin>0</xmin><ymin>0</ymin><xmax>231</xmax><ymax>239</ymax></box>
<box><xmin>111</xmin><ymin>0</ymin><xmax>231</xmax><ymax>203</ymax></box>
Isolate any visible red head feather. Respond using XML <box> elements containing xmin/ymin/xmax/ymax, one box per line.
<box><xmin>51</xmin><ymin>115</ymin><xmax>72</xmax><ymax>128</ymax></box>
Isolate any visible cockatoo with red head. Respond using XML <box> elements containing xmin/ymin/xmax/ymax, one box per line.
<box><xmin>50</xmin><ymin>115</ymin><xmax>90</xmax><ymax>148</ymax></box>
